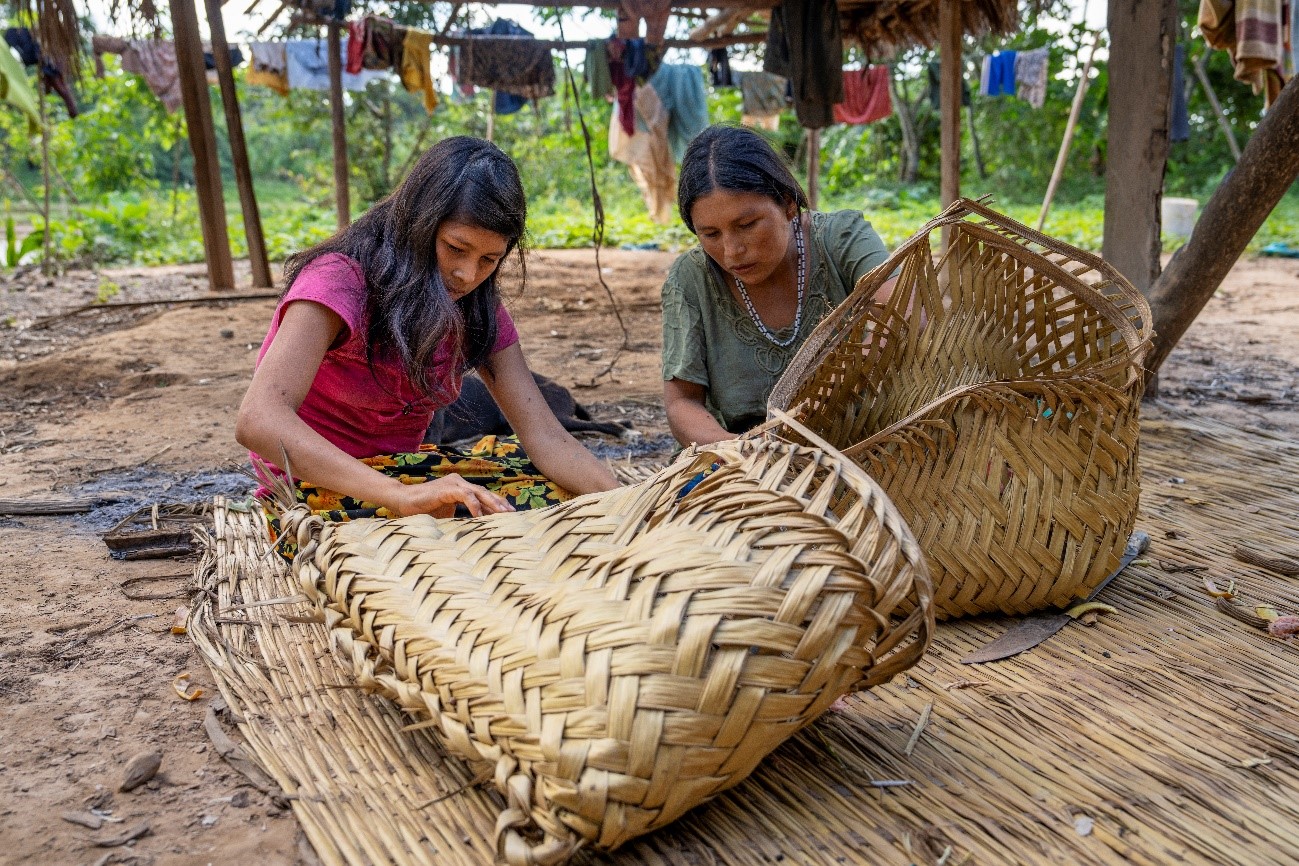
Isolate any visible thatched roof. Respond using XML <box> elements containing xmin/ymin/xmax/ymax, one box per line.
<box><xmin>839</xmin><ymin>0</ymin><xmax>1019</xmax><ymax>54</ymax></box>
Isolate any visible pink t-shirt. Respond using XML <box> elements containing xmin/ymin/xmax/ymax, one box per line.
<box><xmin>254</xmin><ymin>253</ymin><xmax>519</xmax><ymax>460</ymax></box>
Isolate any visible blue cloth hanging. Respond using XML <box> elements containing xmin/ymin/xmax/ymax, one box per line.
<box><xmin>985</xmin><ymin>50</ymin><xmax>1017</xmax><ymax>97</ymax></box>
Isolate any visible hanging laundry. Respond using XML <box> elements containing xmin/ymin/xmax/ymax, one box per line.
<box><xmin>8</xmin><ymin>27</ymin><xmax>77</xmax><ymax>117</ymax></box>
<box><xmin>203</xmin><ymin>47</ymin><xmax>244</xmax><ymax>70</ymax></box>
<box><xmin>1013</xmin><ymin>47</ymin><xmax>1048</xmax><ymax>108</ymax></box>
<box><xmin>648</xmin><ymin>63</ymin><xmax>709</xmax><ymax>162</ymax></box>
<box><xmin>0</xmin><ymin>38</ymin><xmax>40</xmax><ymax>131</ymax></box>
<box><xmin>925</xmin><ymin>61</ymin><xmax>971</xmax><ymax>109</ymax></box>
<box><xmin>1292</xmin><ymin>0</ymin><xmax>1298</xmax><ymax>76</ymax></box>
<box><xmin>446</xmin><ymin>40</ymin><xmax>476</xmax><ymax>101</ymax></box>
<box><xmin>459</xmin><ymin>19</ymin><xmax>555</xmax><ymax>100</ymax></box>
<box><xmin>608</xmin><ymin>85</ymin><xmax>675</xmax><ymax>223</ymax></box>
<box><xmin>764</xmin><ymin>0</ymin><xmax>843</xmax><ymax>129</ymax></box>
<box><xmin>607</xmin><ymin>39</ymin><xmax>638</xmax><ymax>135</ymax></box>
<box><xmin>743</xmin><ymin>114</ymin><xmax>781</xmax><ymax>131</ymax></box>
<box><xmin>248</xmin><ymin>41</ymin><xmax>289</xmax><ymax>95</ymax></box>
<box><xmin>400</xmin><ymin>29</ymin><xmax>437</xmax><ymax>112</ymax></box>
<box><xmin>345</xmin><ymin>20</ymin><xmax>365</xmax><ymax>74</ymax></box>
<box><xmin>285</xmin><ymin>39</ymin><xmax>387</xmax><ymax>92</ymax></box>
<box><xmin>1199</xmin><ymin>0</ymin><xmax>1287</xmax><ymax>105</ymax></box>
<box><xmin>832</xmin><ymin>66</ymin><xmax>892</xmax><ymax>125</ymax></box>
<box><xmin>362</xmin><ymin>17</ymin><xmax>404</xmax><ymax>70</ymax></box>
<box><xmin>92</xmin><ymin>35</ymin><xmax>178</xmax><ymax>112</ymax></box>
<box><xmin>738</xmin><ymin>70</ymin><xmax>788</xmax><ymax>118</ymax></box>
<box><xmin>1171</xmin><ymin>43</ymin><xmax>1191</xmax><ymax>142</ymax></box>
<box><xmin>585</xmin><ymin>38</ymin><xmax>612</xmax><ymax>100</ymax></box>
<box><xmin>494</xmin><ymin>90</ymin><xmax>528</xmax><ymax>115</ymax></box>
<box><xmin>708</xmin><ymin>47</ymin><xmax>734</xmax><ymax>87</ymax></box>
<box><xmin>980</xmin><ymin>50</ymin><xmax>1017</xmax><ymax>96</ymax></box>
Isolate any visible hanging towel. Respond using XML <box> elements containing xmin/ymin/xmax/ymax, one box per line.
<box><xmin>1013</xmin><ymin>47</ymin><xmax>1048</xmax><ymax>108</ymax></box>
<box><xmin>738</xmin><ymin>69</ymin><xmax>788</xmax><ymax>117</ymax></box>
<box><xmin>203</xmin><ymin>47</ymin><xmax>244</xmax><ymax>70</ymax></box>
<box><xmin>608</xmin><ymin>87</ymin><xmax>676</xmax><ymax>224</ymax></box>
<box><xmin>0</xmin><ymin>40</ymin><xmax>40</xmax><ymax>131</ymax></box>
<box><xmin>362</xmin><ymin>17</ymin><xmax>403</xmax><ymax>70</ymax></box>
<box><xmin>1199</xmin><ymin>0</ymin><xmax>1287</xmax><ymax>104</ymax></box>
<box><xmin>459</xmin><ymin>20</ymin><xmax>555</xmax><ymax>100</ymax></box>
<box><xmin>285</xmin><ymin>39</ymin><xmax>387</xmax><ymax>92</ymax></box>
<box><xmin>121</xmin><ymin>39</ymin><xmax>182</xmax><ymax>112</ymax></box>
<box><xmin>709</xmin><ymin>47</ymin><xmax>734</xmax><ymax>87</ymax></box>
<box><xmin>982</xmin><ymin>50</ymin><xmax>1017</xmax><ymax>96</ymax></box>
<box><xmin>648</xmin><ymin>63</ymin><xmax>709</xmax><ymax>162</ymax></box>
<box><xmin>742</xmin><ymin>113</ymin><xmax>781</xmax><ymax>131</ymax></box>
<box><xmin>494</xmin><ymin>91</ymin><xmax>527</xmax><ymax>115</ymax></box>
<box><xmin>585</xmin><ymin>38</ymin><xmax>612</xmax><ymax>100</ymax></box>
<box><xmin>764</xmin><ymin>0</ymin><xmax>843</xmax><ymax>129</ymax></box>
<box><xmin>248</xmin><ymin>41</ymin><xmax>289</xmax><ymax>95</ymax></box>
<box><xmin>832</xmin><ymin>66</ymin><xmax>892</xmax><ymax>125</ymax></box>
<box><xmin>346</xmin><ymin>20</ymin><xmax>365</xmax><ymax>74</ymax></box>
<box><xmin>399</xmin><ymin>29</ymin><xmax>437</xmax><ymax>112</ymax></box>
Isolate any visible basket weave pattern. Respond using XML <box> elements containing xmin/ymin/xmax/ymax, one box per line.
<box><xmin>277</xmin><ymin>437</ymin><xmax>933</xmax><ymax>863</ymax></box>
<box><xmin>767</xmin><ymin>199</ymin><xmax>1152</xmax><ymax>619</ymax></box>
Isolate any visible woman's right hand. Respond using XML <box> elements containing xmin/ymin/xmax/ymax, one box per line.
<box><xmin>386</xmin><ymin>475</ymin><xmax>515</xmax><ymax>519</ymax></box>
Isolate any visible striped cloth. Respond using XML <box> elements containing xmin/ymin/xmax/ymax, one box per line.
<box><xmin>1198</xmin><ymin>0</ymin><xmax>1287</xmax><ymax>104</ymax></box>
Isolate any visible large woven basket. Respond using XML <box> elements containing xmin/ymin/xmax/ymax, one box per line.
<box><xmin>274</xmin><ymin>431</ymin><xmax>933</xmax><ymax>864</ymax></box>
<box><xmin>766</xmin><ymin>199</ymin><xmax>1153</xmax><ymax>619</ymax></box>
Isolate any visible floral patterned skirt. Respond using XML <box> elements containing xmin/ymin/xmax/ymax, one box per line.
<box><xmin>265</xmin><ymin>435</ymin><xmax>572</xmax><ymax>554</ymax></box>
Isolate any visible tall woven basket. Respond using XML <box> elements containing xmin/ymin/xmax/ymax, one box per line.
<box><xmin>274</xmin><ymin>432</ymin><xmax>933</xmax><ymax>864</ymax></box>
<box><xmin>767</xmin><ymin>199</ymin><xmax>1152</xmax><ymax>619</ymax></box>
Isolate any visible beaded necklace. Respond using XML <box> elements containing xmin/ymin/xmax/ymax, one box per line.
<box><xmin>732</xmin><ymin>217</ymin><xmax>805</xmax><ymax>348</ymax></box>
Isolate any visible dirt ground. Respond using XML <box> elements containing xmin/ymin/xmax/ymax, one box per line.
<box><xmin>0</xmin><ymin>248</ymin><xmax>1297</xmax><ymax>865</ymax></box>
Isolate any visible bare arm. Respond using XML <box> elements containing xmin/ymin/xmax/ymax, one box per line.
<box><xmin>235</xmin><ymin>301</ymin><xmax>512</xmax><ymax>518</ymax></box>
<box><xmin>483</xmin><ymin>342</ymin><xmax>620</xmax><ymax>495</ymax></box>
<box><xmin>664</xmin><ymin>378</ymin><xmax>731</xmax><ymax>447</ymax></box>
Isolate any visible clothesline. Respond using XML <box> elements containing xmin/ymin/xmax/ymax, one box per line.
<box><xmin>430</xmin><ymin>30</ymin><xmax>765</xmax><ymax>51</ymax></box>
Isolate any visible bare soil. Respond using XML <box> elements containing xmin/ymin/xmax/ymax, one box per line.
<box><xmin>0</xmin><ymin>249</ymin><xmax>1296</xmax><ymax>864</ymax></box>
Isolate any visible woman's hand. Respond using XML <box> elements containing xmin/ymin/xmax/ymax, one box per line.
<box><xmin>386</xmin><ymin>475</ymin><xmax>515</xmax><ymax>518</ymax></box>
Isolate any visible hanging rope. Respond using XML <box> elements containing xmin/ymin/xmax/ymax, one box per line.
<box><xmin>553</xmin><ymin>9</ymin><xmax>632</xmax><ymax>384</ymax></box>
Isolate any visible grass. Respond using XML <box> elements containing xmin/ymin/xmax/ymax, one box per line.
<box><xmin>9</xmin><ymin>179</ymin><xmax>1299</xmax><ymax>268</ymax></box>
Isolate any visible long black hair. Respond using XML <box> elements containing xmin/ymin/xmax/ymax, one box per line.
<box><xmin>281</xmin><ymin>136</ymin><xmax>526</xmax><ymax>399</ymax></box>
<box><xmin>677</xmin><ymin>125</ymin><xmax>809</xmax><ymax>234</ymax></box>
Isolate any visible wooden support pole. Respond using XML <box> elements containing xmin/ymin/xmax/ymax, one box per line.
<box><xmin>1102</xmin><ymin>0</ymin><xmax>1179</xmax><ymax>295</ymax></box>
<box><xmin>1193</xmin><ymin>49</ymin><xmax>1242</xmax><ymax>162</ymax></box>
<box><xmin>38</xmin><ymin>80</ymin><xmax>51</xmax><ymax>275</ymax></box>
<box><xmin>169</xmin><ymin>0</ymin><xmax>234</xmax><ymax>290</ymax></box>
<box><xmin>806</xmin><ymin>127</ymin><xmax>820</xmax><ymax>210</ymax></box>
<box><xmin>1037</xmin><ymin>34</ymin><xmax>1100</xmax><ymax>231</ymax></box>
<box><xmin>205</xmin><ymin>0</ymin><xmax>272</xmax><ymax>287</ymax></box>
<box><xmin>327</xmin><ymin>21</ymin><xmax>350</xmax><ymax>229</ymax></box>
<box><xmin>939</xmin><ymin>0</ymin><xmax>961</xmax><ymax>248</ymax></box>
<box><xmin>1144</xmin><ymin>76</ymin><xmax>1299</xmax><ymax>385</ymax></box>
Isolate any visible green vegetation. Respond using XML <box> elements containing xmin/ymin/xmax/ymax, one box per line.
<box><xmin>0</xmin><ymin>0</ymin><xmax>1295</xmax><ymax>270</ymax></box>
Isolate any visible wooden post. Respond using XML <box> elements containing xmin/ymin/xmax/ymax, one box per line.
<box><xmin>1102</xmin><ymin>0</ymin><xmax>1179</xmax><ymax>295</ymax></box>
<box><xmin>1193</xmin><ymin>49</ymin><xmax>1242</xmax><ymax>162</ymax></box>
<box><xmin>939</xmin><ymin>0</ymin><xmax>961</xmax><ymax>249</ymax></box>
<box><xmin>1143</xmin><ymin>76</ymin><xmax>1299</xmax><ymax>385</ymax></box>
<box><xmin>806</xmin><ymin>127</ymin><xmax>820</xmax><ymax>210</ymax></box>
<box><xmin>327</xmin><ymin>21</ymin><xmax>350</xmax><ymax>229</ymax></box>
<box><xmin>205</xmin><ymin>0</ymin><xmax>272</xmax><ymax>287</ymax></box>
<box><xmin>1037</xmin><ymin>34</ymin><xmax>1100</xmax><ymax>231</ymax></box>
<box><xmin>169</xmin><ymin>0</ymin><xmax>234</xmax><ymax>290</ymax></box>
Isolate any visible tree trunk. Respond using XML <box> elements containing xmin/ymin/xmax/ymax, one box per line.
<box><xmin>1144</xmin><ymin>75</ymin><xmax>1299</xmax><ymax>390</ymax></box>
<box><xmin>890</xmin><ymin>65</ymin><xmax>919</xmax><ymax>184</ymax></box>
<box><xmin>327</xmin><ymin>21</ymin><xmax>350</xmax><ymax>229</ymax></box>
<box><xmin>1102</xmin><ymin>0</ymin><xmax>1180</xmax><ymax>294</ymax></box>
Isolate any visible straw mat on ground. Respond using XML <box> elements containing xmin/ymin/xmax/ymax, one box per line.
<box><xmin>192</xmin><ymin>408</ymin><xmax>1299</xmax><ymax>865</ymax></box>
<box><xmin>768</xmin><ymin>199</ymin><xmax>1153</xmax><ymax>620</ymax></box>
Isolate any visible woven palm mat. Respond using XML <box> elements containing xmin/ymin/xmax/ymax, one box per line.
<box><xmin>191</xmin><ymin>409</ymin><xmax>1299</xmax><ymax>865</ymax></box>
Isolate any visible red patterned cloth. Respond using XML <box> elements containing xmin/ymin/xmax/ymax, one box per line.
<box><xmin>832</xmin><ymin>66</ymin><xmax>892</xmax><ymax>125</ymax></box>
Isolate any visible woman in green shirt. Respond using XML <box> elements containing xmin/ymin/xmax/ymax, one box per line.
<box><xmin>661</xmin><ymin>125</ymin><xmax>894</xmax><ymax>445</ymax></box>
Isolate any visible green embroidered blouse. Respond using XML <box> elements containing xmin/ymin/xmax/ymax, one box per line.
<box><xmin>661</xmin><ymin>209</ymin><xmax>890</xmax><ymax>433</ymax></box>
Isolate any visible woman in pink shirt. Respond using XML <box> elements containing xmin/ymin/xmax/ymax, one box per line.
<box><xmin>237</xmin><ymin>136</ymin><xmax>619</xmax><ymax>520</ymax></box>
